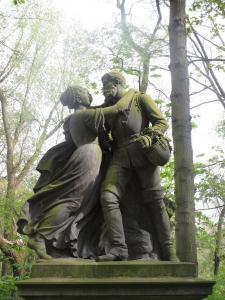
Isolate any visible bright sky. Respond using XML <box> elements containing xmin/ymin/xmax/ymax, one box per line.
<box><xmin>52</xmin><ymin>0</ymin><xmax>118</xmax><ymax>29</ymax></box>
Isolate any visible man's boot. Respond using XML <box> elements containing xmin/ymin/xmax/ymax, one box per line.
<box><xmin>146</xmin><ymin>198</ymin><xmax>178</xmax><ymax>261</ymax></box>
<box><xmin>96</xmin><ymin>191</ymin><xmax>128</xmax><ymax>261</ymax></box>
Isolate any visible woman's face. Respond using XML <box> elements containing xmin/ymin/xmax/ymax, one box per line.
<box><xmin>63</xmin><ymin>90</ymin><xmax>89</xmax><ymax>110</ymax></box>
<box><xmin>66</xmin><ymin>97</ymin><xmax>76</xmax><ymax>109</ymax></box>
<box><xmin>61</xmin><ymin>86</ymin><xmax>91</xmax><ymax>110</ymax></box>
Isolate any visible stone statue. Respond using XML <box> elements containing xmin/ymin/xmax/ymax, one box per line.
<box><xmin>17</xmin><ymin>85</ymin><xmax>126</xmax><ymax>260</ymax></box>
<box><xmin>96</xmin><ymin>71</ymin><xmax>176</xmax><ymax>262</ymax></box>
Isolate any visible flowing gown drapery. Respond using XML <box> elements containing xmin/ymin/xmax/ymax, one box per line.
<box><xmin>17</xmin><ymin>109</ymin><xmax>107</xmax><ymax>258</ymax></box>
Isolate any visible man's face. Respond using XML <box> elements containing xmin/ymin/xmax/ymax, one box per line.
<box><xmin>102</xmin><ymin>80</ymin><xmax>118</xmax><ymax>103</ymax></box>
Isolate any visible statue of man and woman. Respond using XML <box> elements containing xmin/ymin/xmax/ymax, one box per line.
<box><xmin>17</xmin><ymin>71</ymin><xmax>176</xmax><ymax>262</ymax></box>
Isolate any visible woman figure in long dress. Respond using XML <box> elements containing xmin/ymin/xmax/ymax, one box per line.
<box><xmin>17</xmin><ymin>85</ymin><xmax>122</xmax><ymax>260</ymax></box>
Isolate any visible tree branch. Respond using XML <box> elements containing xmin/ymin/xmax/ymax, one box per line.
<box><xmin>0</xmin><ymin>234</ymin><xmax>22</xmax><ymax>276</ymax></box>
<box><xmin>146</xmin><ymin>0</ymin><xmax>162</xmax><ymax>47</ymax></box>
<box><xmin>14</xmin><ymin>44</ymin><xmax>40</xmax><ymax>145</ymax></box>
<box><xmin>117</xmin><ymin>0</ymin><xmax>145</xmax><ymax>54</ymax></box>
<box><xmin>16</xmin><ymin>100</ymin><xmax>61</xmax><ymax>185</ymax></box>
<box><xmin>195</xmin><ymin>205</ymin><xmax>225</xmax><ymax>211</ymax></box>
<box><xmin>0</xmin><ymin>89</ymin><xmax>14</xmax><ymax>178</ymax></box>
<box><xmin>13</xmin><ymin>127</ymin><xmax>30</xmax><ymax>172</ymax></box>
<box><xmin>191</xmin><ymin>99</ymin><xmax>221</xmax><ymax>109</ymax></box>
<box><xmin>0</xmin><ymin>21</ymin><xmax>24</xmax><ymax>83</ymax></box>
<box><xmin>191</xmin><ymin>28</ymin><xmax>225</xmax><ymax>110</ymax></box>
<box><xmin>190</xmin><ymin>30</ymin><xmax>224</xmax><ymax>49</ymax></box>
<box><xmin>45</xmin><ymin>120</ymin><xmax>63</xmax><ymax>140</ymax></box>
<box><xmin>148</xmin><ymin>80</ymin><xmax>170</xmax><ymax>100</ymax></box>
<box><xmin>189</xmin><ymin>76</ymin><xmax>221</xmax><ymax>95</ymax></box>
<box><xmin>195</xmin><ymin>160</ymin><xmax>225</xmax><ymax>169</ymax></box>
<box><xmin>189</xmin><ymin>58</ymin><xmax>225</xmax><ymax>64</ymax></box>
<box><xmin>190</xmin><ymin>86</ymin><xmax>208</xmax><ymax>96</ymax></box>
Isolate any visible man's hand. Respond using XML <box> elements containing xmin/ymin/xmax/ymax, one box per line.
<box><xmin>135</xmin><ymin>135</ymin><xmax>152</xmax><ymax>149</ymax></box>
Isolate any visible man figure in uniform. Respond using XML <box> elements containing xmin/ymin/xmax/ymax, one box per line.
<box><xmin>97</xmin><ymin>71</ymin><xmax>175</xmax><ymax>262</ymax></box>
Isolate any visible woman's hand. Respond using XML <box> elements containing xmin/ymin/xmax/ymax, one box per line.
<box><xmin>115</xmin><ymin>96</ymin><xmax>129</xmax><ymax>112</ymax></box>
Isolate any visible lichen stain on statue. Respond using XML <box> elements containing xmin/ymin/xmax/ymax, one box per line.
<box><xmin>17</xmin><ymin>73</ymin><xmax>176</xmax><ymax>262</ymax></box>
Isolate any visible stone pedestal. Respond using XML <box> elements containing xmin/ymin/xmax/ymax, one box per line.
<box><xmin>17</xmin><ymin>259</ymin><xmax>214</xmax><ymax>300</ymax></box>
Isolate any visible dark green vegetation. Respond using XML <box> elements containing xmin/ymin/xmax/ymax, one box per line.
<box><xmin>0</xmin><ymin>0</ymin><xmax>224</xmax><ymax>299</ymax></box>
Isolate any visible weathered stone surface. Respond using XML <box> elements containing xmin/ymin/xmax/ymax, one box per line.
<box><xmin>30</xmin><ymin>259</ymin><xmax>197</xmax><ymax>278</ymax></box>
<box><xmin>17</xmin><ymin>259</ymin><xmax>214</xmax><ymax>300</ymax></box>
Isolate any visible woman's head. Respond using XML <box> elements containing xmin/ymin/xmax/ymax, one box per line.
<box><xmin>60</xmin><ymin>85</ymin><xmax>93</xmax><ymax>109</ymax></box>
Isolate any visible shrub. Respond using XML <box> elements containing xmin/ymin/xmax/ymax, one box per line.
<box><xmin>205</xmin><ymin>262</ymin><xmax>225</xmax><ymax>300</ymax></box>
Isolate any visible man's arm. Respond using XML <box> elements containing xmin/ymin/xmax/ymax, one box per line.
<box><xmin>139</xmin><ymin>93</ymin><xmax>168</xmax><ymax>134</ymax></box>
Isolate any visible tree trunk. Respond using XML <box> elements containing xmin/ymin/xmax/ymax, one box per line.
<box><xmin>214</xmin><ymin>205</ymin><xmax>225</xmax><ymax>275</ymax></box>
<box><xmin>169</xmin><ymin>0</ymin><xmax>197</xmax><ymax>262</ymax></box>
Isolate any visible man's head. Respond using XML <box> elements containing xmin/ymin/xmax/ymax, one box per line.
<box><xmin>60</xmin><ymin>85</ymin><xmax>92</xmax><ymax>110</ymax></box>
<box><xmin>101</xmin><ymin>71</ymin><xmax>126</xmax><ymax>104</ymax></box>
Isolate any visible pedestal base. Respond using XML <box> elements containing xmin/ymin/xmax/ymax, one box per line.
<box><xmin>17</xmin><ymin>259</ymin><xmax>214</xmax><ymax>300</ymax></box>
